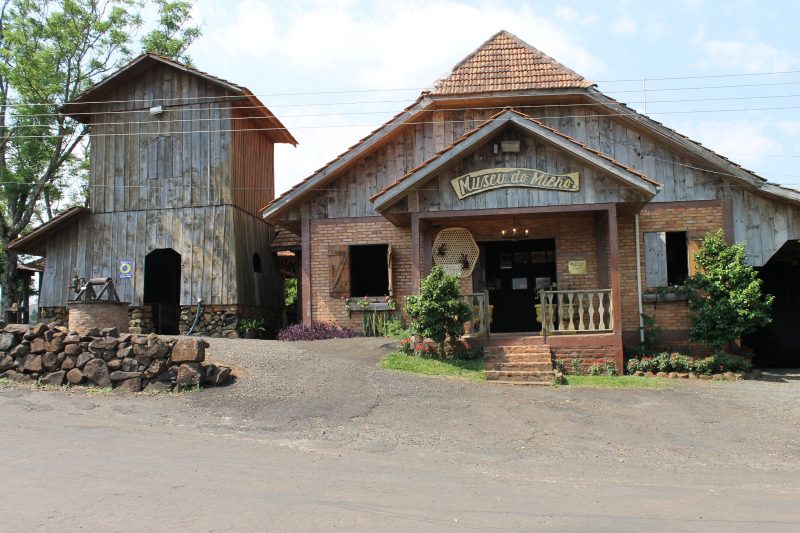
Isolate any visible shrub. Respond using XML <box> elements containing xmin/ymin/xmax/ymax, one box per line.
<box><xmin>602</xmin><ymin>361</ymin><xmax>618</xmax><ymax>376</ymax></box>
<box><xmin>588</xmin><ymin>364</ymin><xmax>602</xmax><ymax>376</ymax></box>
<box><xmin>405</xmin><ymin>266</ymin><xmax>472</xmax><ymax>353</ymax></box>
<box><xmin>554</xmin><ymin>358</ymin><xmax>567</xmax><ymax>373</ymax></box>
<box><xmin>455</xmin><ymin>345</ymin><xmax>484</xmax><ymax>361</ymax></box>
<box><xmin>277</xmin><ymin>321</ymin><xmax>358</xmax><ymax>341</ymax></box>
<box><xmin>686</xmin><ymin>230</ymin><xmax>774</xmax><ymax>349</ymax></box>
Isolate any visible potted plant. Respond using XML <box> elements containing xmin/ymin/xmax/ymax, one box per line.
<box><xmin>237</xmin><ymin>318</ymin><xmax>265</xmax><ymax>339</ymax></box>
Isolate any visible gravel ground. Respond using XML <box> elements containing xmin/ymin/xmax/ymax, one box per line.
<box><xmin>2</xmin><ymin>337</ymin><xmax>800</xmax><ymax>531</ymax></box>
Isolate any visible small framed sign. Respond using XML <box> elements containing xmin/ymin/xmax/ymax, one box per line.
<box><xmin>568</xmin><ymin>260</ymin><xmax>587</xmax><ymax>275</ymax></box>
<box><xmin>442</xmin><ymin>263</ymin><xmax>463</xmax><ymax>277</ymax></box>
<box><xmin>118</xmin><ymin>259</ymin><xmax>133</xmax><ymax>279</ymax></box>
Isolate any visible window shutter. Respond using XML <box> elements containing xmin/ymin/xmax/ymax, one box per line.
<box><xmin>329</xmin><ymin>245</ymin><xmax>350</xmax><ymax>297</ymax></box>
<box><xmin>644</xmin><ymin>232</ymin><xmax>667</xmax><ymax>287</ymax></box>
<box><xmin>386</xmin><ymin>245</ymin><xmax>394</xmax><ymax>296</ymax></box>
<box><xmin>687</xmin><ymin>231</ymin><xmax>704</xmax><ymax>276</ymax></box>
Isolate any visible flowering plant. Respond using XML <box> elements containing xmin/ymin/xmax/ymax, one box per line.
<box><xmin>386</xmin><ymin>295</ymin><xmax>397</xmax><ymax>310</ymax></box>
<box><xmin>357</xmin><ymin>297</ymin><xmax>372</xmax><ymax>310</ymax></box>
<box><xmin>343</xmin><ymin>297</ymin><xmax>352</xmax><ymax>318</ymax></box>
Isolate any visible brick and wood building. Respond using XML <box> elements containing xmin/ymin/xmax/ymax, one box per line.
<box><xmin>264</xmin><ymin>31</ymin><xmax>800</xmax><ymax>378</ymax></box>
<box><xmin>8</xmin><ymin>54</ymin><xmax>296</xmax><ymax>336</ymax></box>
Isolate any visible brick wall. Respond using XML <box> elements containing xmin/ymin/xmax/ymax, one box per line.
<box><xmin>618</xmin><ymin>202</ymin><xmax>725</xmax><ymax>348</ymax></box>
<box><xmin>309</xmin><ymin>218</ymin><xmax>413</xmax><ymax>329</ymax></box>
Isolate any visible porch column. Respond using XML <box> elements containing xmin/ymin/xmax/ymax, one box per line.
<box><xmin>607</xmin><ymin>204</ymin><xmax>624</xmax><ymax>372</ymax></box>
<box><xmin>301</xmin><ymin>207</ymin><xmax>312</xmax><ymax>324</ymax></box>
<box><xmin>411</xmin><ymin>213</ymin><xmax>421</xmax><ymax>292</ymax></box>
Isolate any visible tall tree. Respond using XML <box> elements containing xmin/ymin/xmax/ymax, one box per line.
<box><xmin>0</xmin><ymin>0</ymin><xmax>199</xmax><ymax>317</ymax></box>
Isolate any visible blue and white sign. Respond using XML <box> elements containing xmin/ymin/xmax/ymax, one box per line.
<box><xmin>118</xmin><ymin>259</ymin><xmax>133</xmax><ymax>279</ymax></box>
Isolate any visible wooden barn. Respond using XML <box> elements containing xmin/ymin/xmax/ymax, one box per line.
<box><xmin>264</xmin><ymin>30</ymin><xmax>800</xmax><ymax>377</ymax></box>
<box><xmin>8</xmin><ymin>54</ymin><xmax>296</xmax><ymax>336</ymax></box>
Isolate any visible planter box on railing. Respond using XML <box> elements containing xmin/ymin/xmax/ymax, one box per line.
<box><xmin>346</xmin><ymin>302</ymin><xmax>392</xmax><ymax>312</ymax></box>
<box><xmin>642</xmin><ymin>291</ymin><xmax>690</xmax><ymax>303</ymax></box>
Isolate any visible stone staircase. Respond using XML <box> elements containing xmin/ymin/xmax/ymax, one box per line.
<box><xmin>484</xmin><ymin>335</ymin><xmax>554</xmax><ymax>385</ymax></box>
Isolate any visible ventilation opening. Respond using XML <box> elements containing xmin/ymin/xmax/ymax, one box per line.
<box><xmin>350</xmin><ymin>244</ymin><xmax>389</xmax><ymax>297</ymax></box>
<box><xmin>144</xmin><ymin>248</ymin><xmax>181</xmax><ymax>335</ymax></box>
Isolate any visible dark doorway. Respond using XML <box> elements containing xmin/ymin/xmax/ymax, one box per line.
<box><xmin>744</xmin><ymin>241</ymin><xmax>800</xmax><ymax>367</ymax></box>
<box><xmin>144</xmin><ymin>248</ymin><xmax>181</xmax><ymax>335</ymax></box>
<box><xmin>483</xmin><ymin>239</ymin><xmax>557</xmax><ymax>333</ymax></box>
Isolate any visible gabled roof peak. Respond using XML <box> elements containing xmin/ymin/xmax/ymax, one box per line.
<box><xmin>430</xmin><ymin>30</ymin><xmax>594</xmax><ymax>96</ymax></box>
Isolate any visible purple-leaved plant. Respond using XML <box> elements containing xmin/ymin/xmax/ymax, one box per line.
<box><xmin>277</xmin><ymin>321</ymin><xmax>359</xmax><ymax>341</ymax></box>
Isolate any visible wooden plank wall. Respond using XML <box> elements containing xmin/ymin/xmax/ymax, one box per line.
<box><xmin>299</xmin><ymin>104</ymin><xmax>800</xmax><ymax>266</ymax></box>
<box><xmin>230</xmin><ymin>107</ymin><xmax>275</xmax><ymax>217</ymax></box>
<box><xmin>89</xmin><ymin>64</ymin><xmax>233</xmax><ymax>213</ymax></box>
<box><xmin>231</xmin><ymin>207</ymin><xmax>279</xmax><ymax>307</ymax></box>
<box><xmin>39</xmin><ymin>206</ymin><xmax>239</xmax><ymax>308</ymax></box>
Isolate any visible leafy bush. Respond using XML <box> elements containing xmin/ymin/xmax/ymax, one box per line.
<box><xmin>237</xmin><ymin>318</ymin><xmax>265</xmax><ymax>335</ymax></box>
<box><xmin>554</xmin><ymin>359</ymin><xmax>566</xmax><ymax>373</ymax></box>
<box><xmin>590</xmin><ymin>361</ymin><xmax>618</xmax><ymax>376</ymax></box>
<box><xmin>284</xmin><ymin>277</ymin><xmax>298</xmax><ymax>307</ymax></box>
<box><xmin>277</xmin><ymin>321</ymin><xmax>358</xmax><ymax>341</ymax></box>
<box><xmin>380</xmin><ymin>318</ymin><xmax>411</xmax><ymax>339</ymax></box>
<box><xmin>455</xmin><ymin>345</ymin><xmax>484</xmax><ymax>361</ymax></box>
<box><xmin>686</xmin><ymin>230</ymin><xmax>774</xmax><ymax>349</ymax></box>
<box><xmin>627</xmin><ymin>351</ymin><xmax>751</xmax><ymax>375</ymax></box>
<box><xmin>405</xmin><ymin>266</ymin><xmax>472</xmax><ymax>353</ymax></box>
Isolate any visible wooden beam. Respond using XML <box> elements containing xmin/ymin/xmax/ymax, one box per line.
<box><xmin>607</xmin><ymin>204</ymin><xmax>624</xmax><ymax>373</ymax></box>
<box><xmin>595</xmin><ymin>212</ymin><xmax>609</xmax><ymax>289</ymax></box>
<box><xmin>422</xmin><ymin>222</ymin><xmax>432</xmax><ymax>280</ymax></box>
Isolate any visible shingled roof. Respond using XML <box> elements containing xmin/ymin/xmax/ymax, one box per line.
<box><xmin>430</xmin><ymin>30</ymin><xmax>594</xmax><ymax>95</ymax></box>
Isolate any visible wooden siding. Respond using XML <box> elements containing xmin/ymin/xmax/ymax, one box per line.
<box><xmin>296</xmin><ymin>104</ymin><xmax>800</xmax><ymax>266</ymax></box>
<box><xmin>39</xmin><ymin>206</ymin><xmax>240</xmax><ymax>308</ymax></box>
<box><xmin>231</xmin><ymin>207</ymin><xmax>280</xmax><ymax>307</ymax></box>
<box><xmin>231</xmin><ymin>107</ymin><xmax>275</xmax><ymax>217</ymax></box>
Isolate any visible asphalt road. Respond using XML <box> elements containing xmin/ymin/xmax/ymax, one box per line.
<box><xmin>2</xmin><ymin>337</ymin><xmax>799</xmax><ymax>532</ymax></box>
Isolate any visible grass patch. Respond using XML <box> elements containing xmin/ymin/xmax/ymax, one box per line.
<box><xmin>379</xmin><ymin>351</ymin><xmax>485</xmax><ymax>382</ymax></box>
<box><xmin>559</xmin><ymin>375</ymin><xmax>676</xmax><ymax>389</ymax></box>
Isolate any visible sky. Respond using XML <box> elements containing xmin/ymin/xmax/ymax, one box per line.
<box><xmin>183</xmin><ymin>0</ymin><xmax>800</xmax><ymax>195</ymax></box>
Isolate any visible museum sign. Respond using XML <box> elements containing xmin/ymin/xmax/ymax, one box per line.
<box><xmin>450</xmin><ymin>167</ymin><xmax>580</xmax><ymax>200</ymax></box>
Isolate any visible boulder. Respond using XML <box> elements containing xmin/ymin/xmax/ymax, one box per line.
<box><xmin>23</xmin><ymin>354</ymin><xmax>43</xmax><ymax>373</ymax></box>
<box><xmin>118</xmin><ymin>333</ymin><xmax>133</xmax><ymax>344</ymax></box>
<box><xmin>76</xmin><ymin>352</ymin><xmax>94</xmax><ymax>369</ymax></box>
<box><xmin>113</xmin><ymin>378</ymin><xmax>142</xmax><ymax>393</ymax></box>
<box><xmin>102</xmin><ymin>350</ymin><xmax>116</xmax><ymax>363</ymax></box>
<box><xmin>64</xmin><ymin>334</ymin><xmax>81</xmax><ymax>345</ymax></box>
<box><xmin>82</xmin><ymin>327</ymin><xmax>101</xmax><ymax>338</ymax></box>
<box><xmin>44</xmin><ymin>330</ymin><xmax>55</xmax><ymax>342</ymax></box>
<box><xmin>131</xmin><ymin>336</ymin><xmax>149</xmax><ymax>346</ymax></box>
<box><xmin>106</xmin><ymin>359</ymin><xmax>122</xmax><ymax>371</ymax></box>
<box><xmin>121</xmin><ymin>358</ymin><xmax>138</xmax><ymax>372</ymax></box>
<box><xmin>29</xmin><ymin>337</ymin><xmax>48</xmax><ymax>354</ymax></box>
<box><xmin>170</xmin><ymin>338</ymin><xmax>207</xmax><ymax>364</ymax></box>
<box><xmin>144</xmin><ymin>359</ymin><xmax>167</xmax><ymax>380</ymax></box>
<box><xmin>144</xmin><ymin>380</ymin><xmax>172</xmax><ymax>393</ymax></box>
<box><xmin>110</xmin><ymin>371</ymin><xmax>143</xmax><ymax>382</ymax></box>
<box><xmin>100</xmin><ymin>327</ymin><xmax>119</xmax><ymax>338</ymax></box>
<box><xmin>116</xmin><ymin>346</ymin><xmax>134</xmax><ymax>359</ymax></box>
<box><xmin>41</xmin><ymin>352</ymin><xmax>57</xmax><ymax>372</ymax></box>
<box><xmin>175</xmin><ymin>362</ymin><xmax>202</xmax><ymax>388</ymax></box>
<box><xmin>61</xmin><ymin>356</ymin><xmax>77</xmax><ymax>371</ymax></box>
<box><xmin>64</xmin><ymin>343</ymin><xmax>82</xmax><ymax>357</ymax></box>
<box><xmin>24</xmin><ymin>323</ymin><xmax>47</xmax><ymax>340</ymax></box>
<box><xmin>83</xmin><ymin>359</ymin><xmax>111</xmax><ymax>387</ymax></box>
<box><xmin>10</xmin><ymin>344</ymin><xmax>29</xmax><ymax>358</ymax></box>
<box><xmin>206</xmin><ymin>365</ymin><xmax>231</xmax><ymax>386</ymax></box>
<box><xmin>0</xmin><ymin>354</ymin><xmax>14</xmax><ymax>371</ymax></box>
<box><xmin>66</xmin><ymin>368</ymin><xmax>85</xmax><ymax>385</ymax></box>
<box><xmin>1</xmin><ymin>369</ymin><xmax>32</xmax><ymax>382</ymax></box>
<box><xmin>88</xmin><ymin>337</ymin><xmax>119</xmax><ymax>353</ymax></box>
<box><xmin>3</xmin><ymin>324</ymin><xmax>29</xmax><ymax>335</ymax></box>
<box><xmin>0</xmin><ymin>332</ymin><xmax>19</xmax><ymax>351</ymax></box>
<box><xmin>41</xmin><ymin>371</ymin><xmax>66</xmax><ymax>387</ymax></box>
<box><xmin>47</xmin><ymin>337</ymin><xmax>64</xmax><ymax>353</ymax></box>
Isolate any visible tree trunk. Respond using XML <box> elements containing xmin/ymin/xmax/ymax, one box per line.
<box><xmin>2</xmin><ymin>245</ymin><xmax>19</xmax><ymax>323</ymax></box>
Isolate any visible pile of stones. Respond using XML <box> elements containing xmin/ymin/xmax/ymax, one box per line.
<box><xmin>0</xmin><ymin>323</ymin><xmax>231</xmax><ymax>393</ymax></box>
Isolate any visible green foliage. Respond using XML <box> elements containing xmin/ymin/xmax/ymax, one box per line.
<box><xmin>640</xmin><ymin>313</ymin><xmax>661</xmax><ymax>351</ymax></box>
<box><xmin>405</xmin><ymin>266</ymin><xmax>472</xmax><ymax>352</ymax></box>
<box><xmin>284</xmin><ymin>277</ymin><xmax>298</xmax><ymax>307</ymax></box>
<box><xmin>0</xmin><ymin>0</ymin><xmax>200</xmax><ymax>310</ymax></box>
<box><xmin>237</xmin><ymin>318</ymin><xmax>265</xmax><ymax>334</ymax></box>
<box><xmin>626</xmin><ymin>351</ymin><xmax>751</xmax><ymax>375</ymax></box>
<box><xmin>588</xmin><ymin>362</ymin><xmax>618</xmax><ymax>376</ymax></box>
<box><xmin>380</xmin><ymin>318</ymin><xmax>411</xmax><ymax>340</ymax></box>
<box><xmin>686</xmin><ymin>230</ymin><xmax>774</xmax><ymax>349</ymax></box>
<box><xmin>379</xmin><ymin>351</ymin><xmax>485</xmax><ymax>382</ymax></box>
<box><xmin>554</xmin><ymin>358</ymin><xmax>566</xmax><ymax>373</ymax></box>
<box><xmin>570</xmin><ymin>358</ymin><xmax>582</xmax><ymax>375</ymax></box>
<box><xmin>362</xmin><ymin>310</ymin><xmax>401</xmax><ymax>337</ymax></box>
<box><xmin>140</xmin><ymin>0</ymin><xmax>200</xmax><ymax>64</ymax></box>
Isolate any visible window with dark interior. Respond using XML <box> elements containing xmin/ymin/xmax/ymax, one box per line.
<box><xmin>665</xmin><ymin>231</ymin><xmax>688</xmax><ymax>286</ymax></box>
<box><xmin>253</xmin><ymin>253</ymin><xmax>262</xmax><ymax>273</ymax></box>
<box><xmin>350</xmin><ymin>244</ymin><xmax>389</xmax><ymax>296</ymax></box>
<box><xmin>644</xmin><ymin>230</ymin><xmax>688</xmax><ymax>287</ymax></box>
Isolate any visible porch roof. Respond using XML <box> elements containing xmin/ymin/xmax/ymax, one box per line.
<box><xmin>370</xmin><ymin>108</ymin><xmax>661</xmax><ymax>212</ymax></box>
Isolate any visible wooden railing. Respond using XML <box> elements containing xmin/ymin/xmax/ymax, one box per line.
<box><xmin>462</xmin><ymin>291</ymin><xmax>490</xmax><ymax>338</ymax></box>
<box><xmin>539</xmin><ymin>289</ymin><xmax>613</xmax><ymax>339</ymax></box>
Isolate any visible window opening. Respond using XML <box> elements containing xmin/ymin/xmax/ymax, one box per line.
<box><xmin>350</xmin><ymin>244</ymin><xmax>389</xmax><ymax>296</ymax></box>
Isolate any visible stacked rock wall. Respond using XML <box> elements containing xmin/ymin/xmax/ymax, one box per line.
<box><xmin>0</xmin><ymin>324</ymin><xmax>231</xmax><ymax>393</ymax></box>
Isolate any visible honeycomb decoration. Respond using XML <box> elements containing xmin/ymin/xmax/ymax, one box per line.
<box><xmin>432</xmin><ymin>227</ymin><xmax>480</xmax><ymax>278</ymax></box>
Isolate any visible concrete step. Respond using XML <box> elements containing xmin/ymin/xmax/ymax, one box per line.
<box><xmin>484</xmin><ymin>370</ymin><xmax>554</xmax><ymax>383</ymax></box>
<box><xmin>485</xmin><ymin>354</ymin><xmax>553</xmax><ymax>364</ymax></box>
<box><xmin>486</xmin><ymin>345</ymin><xmax>552</xmax><ymax>355</ymax></box>
<box><xmin>488</xmin><ymin>380</ymin><xmax>552</xmax><ymax>386</ymax></box>
<box><xmin>485</xmin><ymin>361</ymin><xmax>554</xmax><ymax>372</ymax></box>
<box><xmin>488</xmin><ymin>335</ymin><xmax>546</xmax><ymax>347</ymax></box>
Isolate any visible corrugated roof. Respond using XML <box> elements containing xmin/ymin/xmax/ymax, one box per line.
<box><xmin>431</xmin><ymin>30</ymin><xmax>594</xmax><ymax>95</ymax></box>
<box><xmin>370</xmin><ymin>108</ymin><xmax>658</xmax><ymax>203</ymax></box>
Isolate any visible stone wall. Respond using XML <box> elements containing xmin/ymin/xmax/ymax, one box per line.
<box><xmin>38</xmin><ymin>307</ymin><xmax>66</xmax><ymax>327</ymax></box>
<box><xmin>129</xmin><ymin>306</ymin><xmax>155</xmax><ymax>334</ymax></box>
<box><xmin>0</xmin><ymin>323</ymin><xmax>231</xmax><ymax>393</ymax></box>
<box><xmin>178</xmin><ymin>304</ymin><xmax>281</xmax><ymax>338</ymax></box>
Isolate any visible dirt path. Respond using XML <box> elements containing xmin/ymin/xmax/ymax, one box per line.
<box><xmin>2</xmin><ymin>338</ymin><xmax>799</xmax><ymax>531</ymax></box>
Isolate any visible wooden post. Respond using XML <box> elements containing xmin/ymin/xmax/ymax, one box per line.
<box><xmin>301</xmin><ymin>206</ymin><xmax>311</xmax><ymax>324</ymax></box>
<box><xmin>422</xmin><ymin>222</ymin><xmax>432</xmax><ymax>281</ymax></box>
<box><xmin>607</xmin><ymin>205</ymin><xmax>624</xmax><ymax>373</ymax></box>
<box><xmin>595</xmin><ymin>212</ymin><xmax>610</xmax><ymax>289</ymax></box>
<box><xmin>411</xmin><ymin>212</ymin><xmax>421</xmax><ymax>293</ymax></box>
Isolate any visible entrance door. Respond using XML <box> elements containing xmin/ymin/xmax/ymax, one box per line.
<box><xmin>144</xmin><ymin>249</ymin><xmax>181</xmax><ymax>335</ymax></box>
<box><xmin>483</xmin><ymin>239</ymin><xmax>556</xmax><ymax>333</ymax></box>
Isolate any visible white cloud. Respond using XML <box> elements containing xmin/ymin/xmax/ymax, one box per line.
<box><xmin>679</xmin><ymin>118</ymin><xmax>784</xmax><ymax>172</ymax></box>
<box><xmin>613</xmin><ymin>15</ymin><xmax>637</xmax><ymax>34</ymax></box>
<box><xmin>696</xmin><ymin>35</ymin><xmax>798</xmax><ymax>72</ymax></box>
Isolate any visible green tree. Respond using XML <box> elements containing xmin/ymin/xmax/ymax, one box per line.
<box><xmin>686</xmin><ymin>229</ymin><xmax>773</xmax><ymax>350</ymax></box>
<box><xmin>405</xmin><ymin>266</ymin><xmax>472</xmax><ymax>354</ymax></box>
<box><xmin>0</xmin><ymin>0</ymin><xmax>199</xmax><ymax>315</ymax></box>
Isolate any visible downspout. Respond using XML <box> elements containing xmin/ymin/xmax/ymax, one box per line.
<box><xmin>187</xmin><ymin>299</ymin><xmax>204</xmax><ymax>336</ymax></box>
<box><xmin>634</xmin><ymin>213</ymin><xmax>645</xmax><ymax>344</ymax></box>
